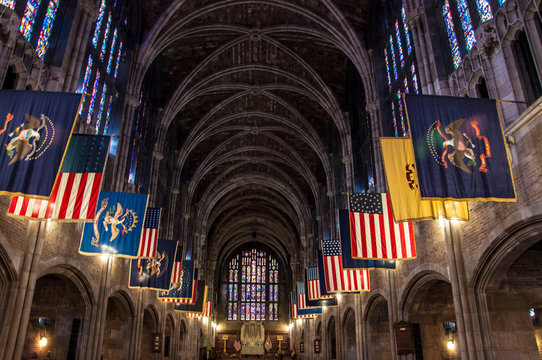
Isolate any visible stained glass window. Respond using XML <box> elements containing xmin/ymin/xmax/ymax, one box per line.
<box><xmin>476</xmin><ymin>0</ymin><xmax>493</xmax><ymax>22</ymax></box>
<box><xmin>20</xmin><ymin>0</ymin><xmax>41</xmax><ymax>42</ymax></box>
<box><xmin>401</xmin><ymin>5</ymin><xmax>412</xmax><ymax>54</ymax></box>
<box><xmin>0</xmin><ymin>1</ymin><xmax>15</xmax><ymax>9</ymax></box>
<box><xmin>395</xmin><ymin>20</ymin><xmax>405</xmax><ymax>68</ymax></box>
<box><xmin>383</xmin><ymin>5</ymin><xmax>418</xmax><ymax>137</ymax></box>
<box><xmin>35</xmin><ymin>0</ymin><xmax>60</xmax><ymax>60</ymax></box>
<box><xmin>79</xmin><ymin>0</ymin><xmax>127</xmax><ymax>135</ymax></box>
<box><xmin>457</xmin><ymin>0</ymin><xmax>476</xmax><ymax>51</ymax></box>
<box><xmin>389</xmin><ymin>35</ymin><xmax>398</xmax><ymax>80</ymax></box>
<box><xmin>443</xmin><ymin>0</ymin><xmax>463</xmax><ymax>68</ymax></box>
<box><xmin>227</xmin><ymin>249</ymin><xmax>279</xmax><ymax>321</ymax></box>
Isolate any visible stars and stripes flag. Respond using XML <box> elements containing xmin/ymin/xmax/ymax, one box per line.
<box><xmin>348</xmin><ymin>192</ymin><xmax>416</xmax><ymax>260</ymax></box>
<box><xmin>171</xmin><ymin>245</ymin><xmax>184</xmax><ymax>283</ymax></box>
<box><xmin>234</xmin><ymin>337</ymin><xmax>242</xmax><ymax>352</ymax></box>
<box><xmin>320</xmin><ymin>242</ymin><xmax>370</xmax><ymax>293</ymax></box>
<box><xmin>306</xmin><ymin>266</ymin><xmax>334</xmax><ymax>301</ymax></box>
<box><xmin>137</xmin><ymin>208</ymin><xmax>161</xmax><ymax>258</ymax></box>
<box><xmin>8</xmin><ymin>134</ymin><xmax>110</xmax><ymax>220</ymax></box>
<box><xmin>185</xmin><ymin>301</ymin><xmax>212</xmax><ymax>318</ymax></box>
<box><xmin>297</xmin><ymin>281</ymin><xmax>307</xmax><ymax>310</ymax></box>
<box><xmin>291</xmin><ymin>292</ymin><xmax>298</xmax><ymax>319</ymax></box>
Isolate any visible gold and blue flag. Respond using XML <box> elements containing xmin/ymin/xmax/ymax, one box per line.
<box><xmin>380</xmin><ymin>137</ymin><xmax>469</xmax><ymax>222</ymax></box>
<box><xmin>79</xmin><ymin>191</ymin><xmax>149</xmax><ymax>257</ymax></box>
<box><xmin>128</xmin><ymin>239</ymin><xmax>176</xmax><ymax>290</ymax></box>
<box><xmin>0</xmin><ymin>90</ymin><xmax>81</xmax><ymax>198</ymax></box>
<box><xmin>404</xmin><ymin>94</ymin><xmax>516</xmax><ymax>201</ymax></box>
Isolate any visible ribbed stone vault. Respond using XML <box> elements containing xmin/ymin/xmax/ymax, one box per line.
<box><xmin>132</xmin><ymin>0</ymin><xmax>373</xmax><ymax>284</ymax></box>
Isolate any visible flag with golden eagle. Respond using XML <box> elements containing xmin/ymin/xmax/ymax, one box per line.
<box><xmin>404</xmin><ymin>94</ymin><xmax>516</xmax><ymax>201</ymax></box>
<box><xmin>79</xmin><ymin>191</ymin><xmax>148</xmax><ymax>257</ymax></box>
<box><xmin>0</xmin><ymin>90</ymin><xmax>81</xmax><ymax>198</ymax></box>
<box><xmin>128</xmin><ymin>239</ymin><xmax>175</xmax><ymax>290</ymax></box>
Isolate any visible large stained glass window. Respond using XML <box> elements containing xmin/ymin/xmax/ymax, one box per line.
<box><xmin>78</xmin><ymin>0</ymin><xmax>125</xmax><ymax>135</ymax></box>
<box><xmin>18</xmin><ymin>0</ymin><xmax>62</xmax><ymax>60</ymax></box>
<box><xmin>227</xmin><ymin>249</ymin><xmax>279</xmax><ymax>321</ymax></box>
<box><xmin>0</xmin><ymin>1</ymin><xmax>15</xmax><ymax>9</ymax></box>
<box><xmin>456</xmin><ymin>0</ymin><xmax>476</xmax><ymax>51</ymax></box>
<box><xmin>383</xmin><ymin>3</ymin><xmax>419</xmax><ymax>137</ymax></box>
<box><xmin>443</xmin><ymin>0</ymin><xmax>463</xmax><ymax>69</ymax></box>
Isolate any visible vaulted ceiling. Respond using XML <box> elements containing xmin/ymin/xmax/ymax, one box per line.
<box><xmin>131</xmin><ymin>0</ymin><xmax>374</xmax><ymax>276</ymax></box>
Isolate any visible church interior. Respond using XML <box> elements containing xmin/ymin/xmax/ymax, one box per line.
<box><xmin>0</xmin><ymin>0</ymin><xmax>540</xmax><ymax>359</ymax></box>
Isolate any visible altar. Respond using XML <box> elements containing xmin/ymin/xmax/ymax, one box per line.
<box><xmin>240</xmin><ymin>321</ymin><xmax>265</xmax><ymax>355</ymax></box>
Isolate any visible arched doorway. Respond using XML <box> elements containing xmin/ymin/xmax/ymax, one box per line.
<box><xmin>473</xmin><ymin>223</ymin><xmax>542</xmax><ymax>358</ymax></box>
<box><xmin>140</xmin><ymin>305</ymin><xmax>159</xmax><ymax>359</ymax></box>
<box><xmin>0</xmin><ymin>242</ymin><xmax>16</xmax><ymax>350</ymax></box>
<box><xmin>164</xmin><ymin>314</ymin><xmax>174</xmax><ymax>359</ymax></box>
<box><xmin>342</xmin><ymin>308</ymin><xmax>357</xmax><ymax>359</ymax></box>
<box><xmin>178</xmin><ymin>319</ymin><xmax>186</xmax><ymax>355</ymax></box>
<box><xmin>405</xmin><ymin>276</ymin><xmax>456</xmax><ymax>360</ymax></box>
<box><xmin>365</xmin><ymin>295</ymin><xmax>391</xmax><ymax>360</ymax></box>
<box><xmin>327</xmin><ymin>316</ymin><xmax>337</xmax><ymax>360</ymax></box>
<box><xmin>22</xmin><ymin>272</ymin><xmax>90</xmax><ymax>360</ymax></box>
<box><xmin>101</xmin><ymin>291</ymin><xmax>134</xmax><ymax>359</ymax></box>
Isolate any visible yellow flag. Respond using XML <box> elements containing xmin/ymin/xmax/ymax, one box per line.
<box><xmin>380</xmin><ymin>137</ymin><xmax>469</xmax><ymax>222</ymax></box>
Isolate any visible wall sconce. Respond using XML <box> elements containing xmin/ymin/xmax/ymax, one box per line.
<box><xmin>443</xmin><ymin>321</ymin><xmax>456</xmax><ymax>351</ymax></box>
<box><xmin>38</xmin><ymin>317</ymin><xmax>50</xmax><ymax>348</ymax></box>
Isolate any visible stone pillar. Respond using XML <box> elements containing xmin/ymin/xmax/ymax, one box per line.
<box><xmin>366</xmin><ymin>101</ymin><xmax>384</xmax><ymax>192</ymax></box>
<box><xmin>130</xmin><ymin>289</ymin><xmax>145</xmax><ymax>360</ymax></box>
<box><xmin>443</xmin><ymin>220</ymin><xmax>481</xmax><ymax>360</ymax></box>
<box><xmin>387</xmin><ymin>271</ymin><xmax>400</xmax><ymax>360</ymax></box>
<box><xmin>89</xmin><ymin>255</ymin><xmax>113</xmax><ymax>360</ymax></box>
<box><xmin>112</xmin><ymin>95</ymin><xmax>139</xmax><ymax>192</ymax></box>
<box><xmin>5</xmin><ymin>221</ymin><xmax>46</xmax><ymax>360</ymax></box>
<box><xmin>149</xmin><ymin>149</ymin><xmax>164</xmax><ymax>206</ymax></box>
<box><xmin>62</xmin><ymin>0</ymin><xmax>97</xmax><ymax>92</ymax></box>
<box><xmin>407</xmin><ymin>11</ymin><xmax>435</xmax><ymax>95</ymax></box>
<box><xmin>0</xmin><ymin>11</ymin><xmax>18</xmax><ymax>87</ymax></box>
<box><xmin>354</xmin><ymin>295</ymin><xmax>363</xmax><ymax>360</ymax></box>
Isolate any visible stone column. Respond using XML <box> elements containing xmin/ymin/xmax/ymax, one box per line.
<box><xmin>443</xmin><ymin>220</ymin><xmax>481</xmax><ymax>360</ymax></box>
<box><xmin>112</xmin><ymin>94</ymin><xmax>139</xmax><ymax>192</ymax></box>
<box><xmin>387</xmin><ymin>270</ymin><xmax>400</xmax><ymax>360</ymax></box>
<box><xmin>366</xmin><ymin>101</ymin><xmax>384</xmax><ymax>192</ymax></box>
<box><xmin>408</xmin><ymin>12</ymin><xmax>435</xmax><ymax>95</ymax></box>
<box><xmin>0</xmin><ymin>11</ymin><xmax>18</xmax><ymax>87</ymax></box>
<box><xmin>62</xmin><ymin>0</ymin><xmax>97</xmax><ymax>92</ymax></box>
<box><xmin>5</xmin><ymin>221</ymin><xmax>47</xmax><ymax>360</ymax></box>
<box><xmin>91</xmin><ymin>256</ymin><xmax>113</xmax><ymax>360</ymax></box>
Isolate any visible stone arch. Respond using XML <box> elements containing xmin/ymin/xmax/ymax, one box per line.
<box><xmin>0</xmin><ymin>238</ymin><xmax>18</xmax><ymax>357</ymax></box>
<box><xmin>471</xmin><ymin>215</ymin><xmax>542</xmax><ymax>358</ymax></box>
<box><xmin>364</xmin><ymin>294</ymin><xmax>391</xmax><ymax>360</ymax></box>
<box><xmin>22</xmin><ymin>266</ymin><xmax>94</xmax><ymax>360</ymax></box>
<box><xmin>140</xmin><ymin>304</ymin><xmax>160</xmax><ymax>358</ymax></box>
<box><xmin>101</xmin><ymin>290</ymin><xmax>135</xmax><ymax>360</ymax></box>
<box><xmin>165</xmin><ymin>313</ymin><xmax>175</xmax><ymax>359</ymax></box>
<box><xmin>342</xmin><ymin>307</ymin><xmax>357</xmax><ymax>359</ymax></box>
<box><xmin>326</xmin><ymin>315</ymin><xmax>337</xmax><ymax>360</ymax></box>
<box><xmin>400</xmin><ymin>271</ymin><xmax>456</xmax><ymax>360</ymax></box>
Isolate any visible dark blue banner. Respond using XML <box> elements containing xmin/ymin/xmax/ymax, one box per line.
<box><xmin>0</xmin><ymin>90</ymin><xmax>81</xmax><ymax>197</ymax></box>
<box><xmin>79</xmin><ymin>191</ymin><xmax>148</xmax><ymax>257</ymax></box>
<box><xmin>339</xmin><ymin>210</ymin><xmax>396</xmax><ymax>270</ymax></box>
<box><xmin>174</xmin><ymin>281</ymin><xmax>208</xmax><ymax>313</ymax></box>
<box><xmin>128</xmin><ymin>239</ymin><xmax>176</xmax><ymax>290</ymax></box>
<box><xmin>405</xmin><ymin>94</ymin><xmax>515</xmax><ymax>201</ymax></box>
<box><xmin>158</xmin><ymin>268</ymin><xmax>198</xmax><ymax>302</ymax></box>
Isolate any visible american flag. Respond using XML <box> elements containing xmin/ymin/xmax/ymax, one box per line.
<box><xmin>234</xmin><ymin>337</ymin><xmax>242</xmax><ymax>352</ymax></box>
<box><xmin>8</xmin><ymin>135</ymin><xmax>109</xmax><ymax>220</ymax></box>
<box><xmin>297</xmin><ymin>281</ymin><xmax>307</xmax><ymax>309</ymax></box>
<box><xmin>185</xmin><ymin>301</ymin><xmax>212</xmax><ymax>318</ymax></box>
<box><xmin>171</xmin><ymin>245</ymin><xmax>184</xmax><ymax>283</ymax></box>
<box><xmin>306</xmin><ymin>267</ymin><xmax>333</xmax><ymax>300</ymax></box>
<box><xmin>137</xmin><ymin>208</ymin><xmax>160</xmax><ymax>258</ymax></box>
<box><xmin>321</xmin><ymin>243</ymin><xmax>370</xmax><ymax>293</ymax></box>
<box><xmin>349</xmin><ymin>193</ymin><xmax>416</xmax><ymax>260</ymax></box>
<box><xmin>291</xmin><ymin>292</ymin><xmax>297</xmax><ymax>319</ymax></box>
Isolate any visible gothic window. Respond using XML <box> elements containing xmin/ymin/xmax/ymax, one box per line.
<box><xmin>383</xmin><ymin>4</ymin><xmax>419</xmax><ymax>137</ymax></box>
<box><xmin>227</xmin><ymin>249</ymin><xmax>279</xmax><ymax>321</ymax></box>
<box><xmin>14</xmin><ymin>0</ymin><xmax>62</xmax><ymax>61</ymax></box>
<box><xmin>78</xmin><ymin>0</ymin><xmax>126</xmax><ymax>135</ymax></box>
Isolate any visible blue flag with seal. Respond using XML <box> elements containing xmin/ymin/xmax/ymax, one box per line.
<box><xmin>0</xmin><ymin>90</ymin><xmax>81</xmax><ymax>198</ymax></box>
<box><xmin>404</xmin><ymin>94</ymin><xmax>516</xmax><ymax>201</ymax></box>
<box><xmin>128</xmin><ymin>239</ymin><xmax>176</xmax><ymax>290</ymax></box>
<box><xmin>158</xmin><ymin>268</ymin><xmax>198</xmax><ymax>303</ymax></box>
<box><xmin>79</xmin><ymin>191</ymin><xmax>149</xmax><ymax>257</ymax></box>
<box><xmin>174</xmin><ymin>281</ymin><xmax>208</xmax><ymax>313</ymax></box>
<box><xmin>338</xmin><ymin>210</ymin><xmax>396</xmax><ymax>270</ymax></box>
